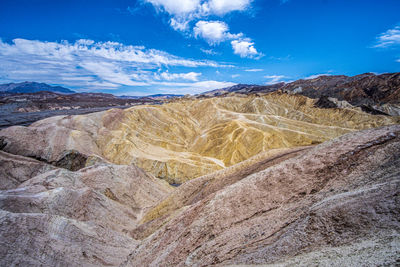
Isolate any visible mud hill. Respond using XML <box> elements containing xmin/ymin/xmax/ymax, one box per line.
<box><xmin>0</xmin><ymin>93</ymin><xmax>398</xmax><ymax>184</ymax></box>
<box><xmin>0</xmin><ymin>92</ymin><xmax>399</xmax><ymax>266</ymax></box>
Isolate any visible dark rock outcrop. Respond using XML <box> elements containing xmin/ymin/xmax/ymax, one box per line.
<box><xmin>54</xmin><ymin>150</ymin><xmax>88</xmax><ymax>171</ymax></box>
<box><xmin>314</xmin><ymin>95</ymin><xmax>338</xmax><ymax>109</ymax></box>
<box><xmin>200</xmin><ymin>72</ymin><xmax>400</xmax><ymax>116</ymax></box>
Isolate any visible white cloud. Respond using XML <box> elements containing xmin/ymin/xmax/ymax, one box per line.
<box><xmin>396</xmin><ymin>58</ymin><xmax>400</xmax><ymax>62</ymax></box>
<box><xmin>194</xmin><ymin>21</ymin><xmax>242</xmax><ymax>45</ymax></box>
<box><xmin>245</xmin><ymin>68</ymin><xmax>263</xmax><ymax>72</ymax></box>
<box><xmin>194</xmin><ymin>21</ymin><xmax>228</xmax><ymax>44</ymax></box>
<box><xmin>156</xmin><ymin>71</ymin><xmax>201</xmax><ymax>81</ymax></box>
<box><xmin>170</xmin><ymin>18</ymin><xmax>190</xmax><ymax>31</ymax></box>
<box><xmin>304</xmin><ymin>73</ymin><xmax>331</xmax><ymax>80</ymax></box>
<box><xmin>264</xmin><ymin>75</ymin><xmax>285</xmax><ymax>85</ymax></box>
<box><xmin>373</xmin><ymin>26</ymin><xmax>400</xmax><ymax>48</ymax></box>
<box><xmin>144</xmin><ymin>0</ymin><xmax>261</xmax><ymax>59</ymax></box>
<box><xmin>231</xmin><ymin>74</ymin><xmax>240</xmax><ymax>78</ymax></box>
<box><xmin>0</xmin><ymin>38</ymin><xmax>226</xmax><ymax>90</ymax></box>
<box><xmin>79</xmin><ymin>61</ymin><xmax>148</xmax><ymax>86</ymax></box>
<box><xmin>144</xmin><ymin>0</ymin><xmax>251</xmax><ymax>19</ymax></box>
<box><xmin>200</xmin><ymin>48</ymin><xmax>218</xmax><ymax>55</ymax></box>
<box><xmin>0</xmin><ymin>38</ymin><xmax>220</xmax><ymax>68</ymax></box>
<box><xmin>231</xmin><ymin>39</ymin><xmax>261</xmax><ymax>58</ymax></box>
<box><xmin>155</xmin><ymin>80</ymin><xmax>236</xmax><ymax>94</ymax></box>
<box><xmin>145</xmin><ymin>0</ymin><xmax>201</xmax><ymax>15</ymax></box>
<box><xmin>204</xmin><ymin>0</ymin><xmax>252</xmax><ymax>16</ymax></box>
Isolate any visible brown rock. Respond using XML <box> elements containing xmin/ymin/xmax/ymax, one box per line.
<box><xmin>1</xmin><ymin>94</ymin><xmax>398</xmax><ymax>184</ymax></box>
<box><xmin>123</xmin><ymin>125</ymin><xmax>400</xmax><ymax>266</ymax></box>
<box><xmin>0</xmin><ymin>210</ymin><xmax>138</xmax><ymax>266</ymax></box>
<box><xmin>0</xmin><ymin>150</ymin><xmax>55</xmax><ymax>190</ymax></box>
<box><xmin>0</xmin><ymin>158</ymin><xmax>172</xmax><ymax>266</ymax></box>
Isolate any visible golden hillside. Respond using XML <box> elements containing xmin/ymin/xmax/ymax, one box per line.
<box><xmin>94</xmin><ymin>92</ymin><xmax>399</xmax><ymax>183</ymax></box>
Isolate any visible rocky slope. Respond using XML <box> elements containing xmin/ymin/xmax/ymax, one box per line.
<box><xmin>0</xmin><ymin>151</ymin><xmax>172</xmax><ymax>266</ymax></box>
<box><xmin>202</xmin><ymin>72</ymin><xmax>400</xmax><ymax>116</ymax></box>
<box><xmin>123</xmin><ymin>125</ymin><xmax>400</xmax><ymax>266</ymax></box>
<box><xmin>281</xmin><ymin>72</ymin><xmax>400</xmax><ymax>105</ymax></box>
<box><xmin>0</xmin><ymin>93</ymin><xmax>398</xmax><ymax>184</ymax></box>
<box><xmin>0</xmin><ymin>123</ymin><xmax>399</xmax><ymax>266</ymax></box>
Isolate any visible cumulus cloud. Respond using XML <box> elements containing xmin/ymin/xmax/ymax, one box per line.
<box><xmin>194</xmin><ymin>21</ymin><xmax>260</xmax><ymax>58</ymax></box>
<box><xmin>373</xmin><ymin>25</ymin><xmax>400</xmax><ymax>48</ymax></box>
<box><xmin>144</xmin><ymin>0</ymin><xmax>261</xmax><ymax>58</ymax></box>
<box><xmin>170</xmin><ymin>18</ymin><xmax>190</xmax><ymax>31</ymax></box>
<box><xmin>144</xmin><ymin>0</ymin><xmax>252</xmax><ymax>19</ymax></box>
<box><xmin>304</xmin><ymin>73</ymin><xmax>331</xmax><ymax>80</ymax></box>
<box><xmin>231</xmin><ymin>39</ymin><xmax>261</xmax><ymax>58</ymax></box>
<box><xmin>204</xmin><ymin>0</ymin><xmax>252</xmax><ymax>16</ymax></box>
<box><xmin>194</xmin><ymin>21</ymin><xmax>228</xmax><ymax>44</ymax></box>
<box><xmin>145</xmin><ymin>0</ymin><xmax>200</xmax><ymax>15</ymax></box>
<box><xmin>194</xmin><ymin>21</ymin><xmax>242</xmax><ymax>45</ymax></box>
<box><xmin>264</xmin><ymin>75</ymin><xmax>286</xmax><ymax>85</ymax></box>
<box><xmin>155</xmin><ymin>80</ymin><xmax>236</xmax><ymax>94</ymax></box>
<box><xmin>0</xmin><ymin>38</ymin><xmax>227</xmax><ymax>90</ymax></box>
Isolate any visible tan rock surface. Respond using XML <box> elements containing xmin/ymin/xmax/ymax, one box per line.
<box><xmin>0</xmin><ymin>150</ymin><xmax>55</xmax><ymax>190</ymax></box>
<box><xmin>123</xmin><ymin>125</ymin><xmax>400</xmax><ymax>266</ymax></box>
<box><xmin>0</xmin><ymin>210</ymin><xmax>138</xmax><ymax>266</ymax></box>
<box><xmin>133</xmin><ymin>146</ymin><xmax>311</xmax><ymax>240</ymax></box>
<box><xmin>0</xmin><ymin>155</ymin><xmax>172</xmax><ymax>266</ymax></box>
<box><xmin>1</xmin><ymin>93</ymin><xmax>398</xmax><ymax>183</ymax></box>
<box><xmin>1</xmin><ymin>88</ymin><xmax>399</xmax><ymax>267</ymax></box>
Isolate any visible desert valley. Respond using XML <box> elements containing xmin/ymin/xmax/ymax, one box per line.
<box><xmin>1</xmin><ymin>73</ymin><xmax>400</xmax><ymax>266</ymax></box>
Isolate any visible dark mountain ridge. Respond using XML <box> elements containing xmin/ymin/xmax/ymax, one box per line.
<box><xmin>0</xmin><ymin>82</ymin><xmax>75</xmax><ymax>94</ymax></box>
<box><xmin>200</xmin><ymin>72</ymin><xmax>400</xmax><ymax>115</ymax></box>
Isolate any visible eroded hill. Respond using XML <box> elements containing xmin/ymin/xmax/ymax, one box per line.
<box><xmin>1</xmin><ymin>92</ymin><xmax>399</xmax><ymax>184</ymax></box>
<box><xmin>0</xmin><ymin>124</ymin><xmax>399</xmax><ymax>266</ymax></box>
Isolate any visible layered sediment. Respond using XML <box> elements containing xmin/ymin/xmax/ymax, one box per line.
<box><xmin>1</xmin><ymin>93</ymin><xmax>398</xmax><ymax>183</ymax></box>
<box><xmin>0</xmin><ymin>91</ymin><xmax>399</xmax><ymax>265</ymax></box>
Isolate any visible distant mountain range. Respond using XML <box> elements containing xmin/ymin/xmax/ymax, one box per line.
<box><xmin>198</xmin><ymin>83</ymin><xmax>284</xmax><ymax>97</ymax></box>
<box><xmin>0</xmin><ymin>82</ymin><xmax>75</xmax><ymax>94</ymax></box>
<box><xmin>200</xmin><ymin>72</ymin><xmax>400</xmax><ymax>115</ymax></box>
<box><xmin>202</xmin><ymin>73</ymin><xmax>400</xmax><ymax>105</ymax></box>
<box><xmin>2</xmin><ymin>73</ymin><xmax>399</xmax><ymax>115</ymax></box>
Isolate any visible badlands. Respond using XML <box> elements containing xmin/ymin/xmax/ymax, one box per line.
<box><xmin>0</xmin><ymin>92</ymin><xmax>399</xmax><ymax>266</ymax></box>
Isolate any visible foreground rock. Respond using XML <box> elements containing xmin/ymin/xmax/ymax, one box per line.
<box><xmin>0</xmin><ymin>156</ymin><xmax>172</xmax><ymax>266</ymax></box>
<box><xmin>123</xmin><ymin>125</ymin><xmax>400</xmax><ymax>266</ymax></box>
<box><xmin>0</xmin><ymin>150</ymin><xmax>56</xmax><ymax>190</ymax></box>
<box><xmin>0</xmin><ymin>123</ymin><xmax>399</xmax><ymax>266</ymax></box>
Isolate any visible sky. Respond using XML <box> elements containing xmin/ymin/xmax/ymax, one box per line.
<box><xmin>0</xmin><ymin>0</ymin><xmax>400</xmax><ymax>95</ymax></box>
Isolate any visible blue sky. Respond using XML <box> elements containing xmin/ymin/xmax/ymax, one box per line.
<box><xmin>0</xmin><ymin>0</ymin><xmax>399</xmax><ymax>95</ymax></box>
